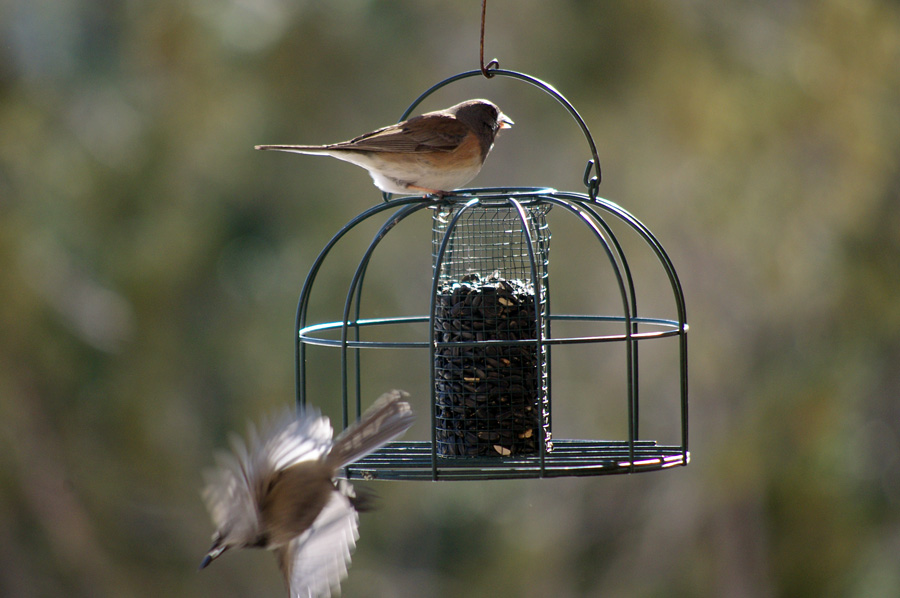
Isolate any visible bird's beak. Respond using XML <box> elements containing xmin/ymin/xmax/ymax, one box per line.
<box><xmin>198</xmin><ymin>537</ymin><xmax>229</xmax><ymax>570</ymax></box>
<box><xmin>498</xmin><ymin>113</ymin><xmax>514</xmax><ymax>129</ymax></box>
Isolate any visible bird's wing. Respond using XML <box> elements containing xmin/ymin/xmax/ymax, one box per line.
<box><xmin>255</xmin><ymin>407</ymin><xmax>334</xmax><ymax>472</ymax></box>
<box><xmin>202</xmin><ymin>444</ymin><xmax>260</xmax><ymax>543</ymax></box>
<box><xmin>201</xmin><ymin>408</ymin><xmax>334</xmax><ymax>540</ymax></box>
<box><xmin>329</xmin><ymin>114</ymin><xmax>469</xmax><ymax>154</ymax></box>
<box><xmin>277</xmin><ymin>491</ymin><xmax>359</xmax><ymax>598</ymax></box>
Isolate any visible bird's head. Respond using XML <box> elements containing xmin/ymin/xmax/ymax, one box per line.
<box><xmin>452</xmin><ymin>99</ymin><xmax>514</xmax><ymax>144</ymax></box>
<box><xmin>198</xmin><ymin>531</ymin><xmax>232</xmax><ymax>570</ymax></box>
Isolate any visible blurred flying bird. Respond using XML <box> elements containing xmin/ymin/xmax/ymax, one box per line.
<box><xmin>256</xmin><ymin>99</ymin><xmax>512</xmax><ymax>196</ymax></box>
<box><xmin>200</xmin><ymin>390</ymin><xmax>414</xmax><ymax>597</ymax></box>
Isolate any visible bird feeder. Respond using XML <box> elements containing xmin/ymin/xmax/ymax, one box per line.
<box><xmin>295</xmin><ymin>70</ymin><xmax>688</xmax><ymax>480</ymax></box>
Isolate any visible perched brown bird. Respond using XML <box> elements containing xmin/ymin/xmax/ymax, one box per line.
<box><xmin>199</xmin><ymin>391</ymin><xmax>414</xmax><ymax>598</ymax></box>
<box><xmin>255</xmin><ymin>99</ymin><xmax>513</xmax><ymax>196</ymax></box>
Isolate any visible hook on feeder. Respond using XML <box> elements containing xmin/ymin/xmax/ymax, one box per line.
<box><xmin>480</xmin><ymin>0</ymin><xmax>500</xmax><ymax>78</ymax></box>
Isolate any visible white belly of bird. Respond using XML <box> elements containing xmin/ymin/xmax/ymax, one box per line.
<box><xmin>327</xmin><ymin>150</ymin><xmax>483</xmax><ymax>194</ymax></box>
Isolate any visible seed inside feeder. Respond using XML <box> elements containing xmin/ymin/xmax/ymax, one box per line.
<box><xmin>434</xmin><ymin>273</ymin><xmax>550</xmax><ymax>457</ymax></box>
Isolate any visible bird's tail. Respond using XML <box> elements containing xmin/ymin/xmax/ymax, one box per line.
<box><xmin>325</xmin><ymin>390</ymin><xmax>414</xmax><ymax>470</ymax></box>
<box><xmin>254</xmin><ymin>144</ymin><xmax>330</xmax><ymax>155</ymax></box>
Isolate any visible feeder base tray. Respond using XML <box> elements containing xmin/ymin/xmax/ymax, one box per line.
<box><xmin>343</xmin><ymin>440</ymin><xmax>688</xmax><ymax>481</ymax></box>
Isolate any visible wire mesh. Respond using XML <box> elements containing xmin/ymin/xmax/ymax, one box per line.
<box><xmin>431</xmin><ymin>204</ymin><xmax>551</xmax><ymax>457</ymax></box>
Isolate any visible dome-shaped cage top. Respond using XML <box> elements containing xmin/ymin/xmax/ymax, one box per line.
<box><xmin>295</xmin><ymin>72</ymin><xmax>688</xmax><ymax>481</ymax></box>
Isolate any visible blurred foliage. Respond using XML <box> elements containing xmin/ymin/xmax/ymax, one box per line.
<box><xmin>2</xmin><ymin>0</ymin><xmax>900</xmax><ymax>596</ymax></box>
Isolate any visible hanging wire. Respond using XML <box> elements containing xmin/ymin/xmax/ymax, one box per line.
<box><xmin>480</xmin><ymin>0</ymin><xmax>500</xmax><ymax>77</ymax></box>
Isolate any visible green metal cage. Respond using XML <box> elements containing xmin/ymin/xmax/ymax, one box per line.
<box><xmin>295</xmin><ymin>71</ymin><xmax>689</xmax><ymax>480</ymax></box>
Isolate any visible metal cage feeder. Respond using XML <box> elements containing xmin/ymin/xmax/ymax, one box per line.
<box><xmin>295</xmin><ymin>70</ymin><xmax>688</xmax><ymax>480</ymax></box>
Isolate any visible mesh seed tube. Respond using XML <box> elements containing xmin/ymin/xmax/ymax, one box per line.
<box><xmin>431</xmin><ymin>203</ymin><xmax>551</xmax><ymax>457</ymax></box>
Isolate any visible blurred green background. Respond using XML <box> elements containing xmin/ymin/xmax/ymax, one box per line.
<box><xmin>2</xmin><ymin>1</ymin><xmax>899</xmax><ymax>596</ymax></box>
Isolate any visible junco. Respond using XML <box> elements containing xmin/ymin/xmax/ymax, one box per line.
<box><xmin>199</xmin><ymin>391</ymin><xmax>414</xmax><ymax>598</ymax></box>
<box><xmin>255</xmin><ymin>99</ymin><xmax>513</xmax><ymax>196</ymax></box>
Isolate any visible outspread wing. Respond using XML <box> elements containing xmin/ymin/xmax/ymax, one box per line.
<box><xmin>255</xmin><ymin>407</ymin><xmax>334</xmax><ymax>472</ymax></box>
<box><xmin>277</xmin><ymin>491</ymin><xmax>359</xmax><ymax>598</ymax></box>
<box><xmin>201</xmin><ymin>408</ymin><xmax>335</xmax><ymax>543</ymax></box>
<box><xmin>201</xmin><ymin>444</ymin><xmax>260</xmax><ymax>545</ymax></box>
